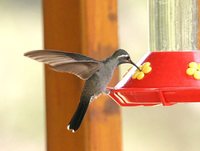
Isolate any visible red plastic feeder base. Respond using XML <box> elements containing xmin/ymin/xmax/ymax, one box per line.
<box><xmin>109</xmin><ymin>51</ymin><xmax>200</xmax><ymax>106</ymax></box>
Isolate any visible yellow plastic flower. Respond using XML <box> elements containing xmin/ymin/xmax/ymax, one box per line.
<box><xmin>186</xmin><ymin>62</ymin><xmax>200</xmax><ymax>80</ymax></box>
<box><xmin>132</xmin><ymin>62</ymin><xmax>152</xmax><ymax>80</ymax></box>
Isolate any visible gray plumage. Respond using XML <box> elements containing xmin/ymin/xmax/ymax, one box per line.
<box><xmin>24</xmin><ymin>49</ymin><xmax>140</xmax><ymax>132</ymax></box>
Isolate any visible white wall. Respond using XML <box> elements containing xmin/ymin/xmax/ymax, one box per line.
<box><xmin>0</xmin><ymin>1</ymin><xmax>45</xmax><ymax>151</ymax></box>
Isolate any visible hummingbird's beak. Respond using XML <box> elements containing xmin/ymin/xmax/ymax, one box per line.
<box><xmin>129</xmin><ymin>59</ymin><xmax>141</xmax><ymax>71</ymax></box>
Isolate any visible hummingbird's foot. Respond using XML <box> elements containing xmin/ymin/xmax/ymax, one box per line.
<box><xmin>103</xmin><ymin>89</ymin><xmax>111</xmax><ymax>95</ymax></box>
<box><xmin>90</xmin><ymin>94</ymin><xmax>101</xmax><ymax>103</ymax></box>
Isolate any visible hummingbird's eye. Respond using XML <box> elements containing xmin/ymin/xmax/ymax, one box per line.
<box><xmin>126</xmin><ymin>56</ymin><xmax>130</xmax><ymax>60</ymax></box>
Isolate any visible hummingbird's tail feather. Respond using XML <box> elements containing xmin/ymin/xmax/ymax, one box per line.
<box><xmin>67</xmin><ymin>95</ymin><xmax>90</xmax><ymax>132</ymax></box>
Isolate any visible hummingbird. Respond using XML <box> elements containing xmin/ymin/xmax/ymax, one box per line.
<box><xmin>24</xmin><ymin>49</ymin><xmax>140</xmax><ymax>132</ymax></box>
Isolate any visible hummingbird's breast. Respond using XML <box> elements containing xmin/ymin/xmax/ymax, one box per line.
<box><xmin>86</xmin><ymin>59</ymin><xmax>117</xmax><ymax>95</ymax></box>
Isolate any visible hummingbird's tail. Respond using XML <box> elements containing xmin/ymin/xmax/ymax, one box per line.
<box><xmin>67</xmin><ymin>95</ymin><xmax>90</xmax><ymax>132</ymax></box>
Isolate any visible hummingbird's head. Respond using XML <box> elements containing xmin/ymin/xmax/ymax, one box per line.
<box><xmin>112</xmin><ymin>49</ymin><xmax>140</xmax><ymax>70</ymax></box>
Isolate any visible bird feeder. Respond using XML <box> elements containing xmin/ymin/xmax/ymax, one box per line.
<box><xmin>109</xmin><ymin>51</ymin><xmax>200</xmax><ymax>106</ymax></box>
<box><xmin>109</xmin><ymin>0</ymin><xmax>200</xmax><ymax>107</ymax></box>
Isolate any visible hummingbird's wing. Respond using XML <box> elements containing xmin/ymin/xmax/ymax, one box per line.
<box><xmin>24</xmin><ymin>50</ymin><xmax>102</xmax><ymax>80</ymax></box>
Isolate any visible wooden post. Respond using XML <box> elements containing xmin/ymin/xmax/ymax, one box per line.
<box><xmin>43</xmin><ymin>0</ymin><xmax>122</xmax><ymax>151</ymax></box>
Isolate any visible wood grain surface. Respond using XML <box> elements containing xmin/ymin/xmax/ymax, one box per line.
<box><xmin>43</xmin><ymin>0</ymin><xmax>122</xmax><ymax>151</ymax></box>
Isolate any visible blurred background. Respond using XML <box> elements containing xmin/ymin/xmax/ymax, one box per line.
<box><xmin>1</xmin><ymin>0</ymin><xmax>200</xmax><ymax>151</ymax></box>
<box><xmin>0</xmin><ymin>0</ymin><xmax>45</xmax><ymax>151</ymax></box>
